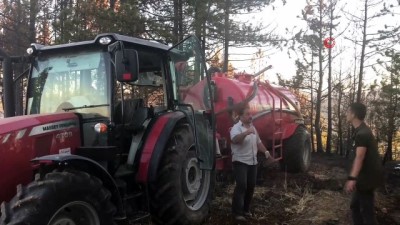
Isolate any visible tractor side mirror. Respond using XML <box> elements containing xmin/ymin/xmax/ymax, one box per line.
<box><xmin>115</xmin><ymin>49</ymin><xmax>139</xmax><ymax>82</ymax></box>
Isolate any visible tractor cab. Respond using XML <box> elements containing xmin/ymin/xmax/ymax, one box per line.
<box><xmin>22</xmin><ymin>34</ymin><xmax>215</xmax><ymax>167</ymax></box>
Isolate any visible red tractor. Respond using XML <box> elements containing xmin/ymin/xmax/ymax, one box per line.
<box><xmin>0</xmin><ymin>34</ymin><xmax>216</xmax><ymax>225</ymax></box>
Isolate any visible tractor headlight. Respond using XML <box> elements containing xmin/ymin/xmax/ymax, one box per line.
<box><xmin>99</xmin><ymin>36</ymin><xmax>112</xmax><ymax>45</ymax></box>
<box><xmin>26</xmin><ymin>47</ymin><xmax>34</xmax><ymax>55</ymax></box>
<box><xmin>94</xmin><ymin>123</ymin><xmax>108</xmax><ymax>133</ymax></box>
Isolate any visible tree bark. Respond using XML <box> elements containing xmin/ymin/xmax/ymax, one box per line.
<box><xmin>315</xmin><ymin>1</ymin><xmax>324</xmax><ymax>153</ymax></box>
<box><xmin>337</xmin><ymin>64</ymin><xmax>343</xmax><ymax>156</ymax></box>
<box><xmin>386</xmin><ymin>71</ymin><xmax>397</xmax><ymax>162</ymax></box>
<box><xmin>178</xmin><ymin>0</ymin><xmax>183</xmax><ymax>42</ymax></box>
<box><xmin>356</xmin><ymin>0</ymin><xmax>368</xmax><ymax>103</ymax></box>
<box><xmin>326</xmin><ymin>0</ymin><xmax>334</xmax><ymax>154</ymax></box>
<box><xmin>310</xmin><ymin>55</ymin><xmax>316</xmax><ymax>153</ymax></box>
<box><xmin>29</xmin><ymin>0</ymin><xmax>37</xmax><ymax>43</ymax></box>
<box><xmin>223</xmin><ymin>0</ymin><xmax>230</xmax><ymax>72</ymax></box>
<box><xmin>173</xmin><ymin>0</ymin><xmax>179</xmax><ymax>44</ymax></box>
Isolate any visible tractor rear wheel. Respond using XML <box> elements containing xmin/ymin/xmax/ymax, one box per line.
<box><xmin>281</xmin><ymin>126</ymin><xmax>311</xmax><ymax>173</ymax></box>
<box><xmin>149</xmin><ymin>124</ymin><xmax>214</xmax><ymax>225</ymax></box>
<box><xmin>0</xmin><ymin>170</ymin><xmax>115</xmax><ymax>225</ymax></box>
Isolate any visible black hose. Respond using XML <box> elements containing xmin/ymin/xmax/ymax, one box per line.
<box><xmin>215</xmin><ymin>82</ymin><xmax>258</xmax><ymax>116</ymax></box>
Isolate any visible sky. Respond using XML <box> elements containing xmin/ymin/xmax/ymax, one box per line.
<box><xmin>231</xmin><ymin>0</ymin><xmax>303</xmax><ymax>81</ymax></box>
<box><xmin>230</xmin><ymin>0</ymin><xmax>400</xmax><ymax>85</ymax></box>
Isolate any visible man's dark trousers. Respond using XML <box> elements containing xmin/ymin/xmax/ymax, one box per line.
<box><xmin>232</xmin><ymin>161</ymin><xmax>257</xmax><ymax>216</ymax></box>
<box><xmin>350</xmin><ymin>189</ymin><xmax>378</xmax><ymax>225</ymax></box>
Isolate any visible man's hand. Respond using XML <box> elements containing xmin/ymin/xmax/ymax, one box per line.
<box><xmin>265</xmin><ymin>151</ymin><xmax>271</xmax><ymax>159</ymax></box>
<box><xmin>344</xmin><ymin>180</ymin><xmax>356</xmax><ymax>193</ymax></box>
<box><xmin>264</xmin><ymin>151</ymin><xmax>280</xmax><ymax>164</ymax></box>
<box><xmin>246</xmin><ymin>127</ymin><xmax>256</xmax><ymax>135</ymax></box>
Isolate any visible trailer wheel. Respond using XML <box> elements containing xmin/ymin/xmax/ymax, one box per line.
<box><xmin>149</xmin><ymin>124</ymin><xmax>214</xmax><ymax>225</ymax></box>
<box><xmin>0</xmin><ymin>170</ymin><xmax>115</xmax><ymax>225</ymax></box>
<box><xmin>281</xmin><ymin>126</ymin><xmax>311</xmax><ymax>173</ymax></box>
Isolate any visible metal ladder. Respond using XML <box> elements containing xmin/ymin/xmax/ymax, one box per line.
<box><xmin>262</xmin><ymin>81</ymin><xmax>284</xmax><ymax>160</ymax></box>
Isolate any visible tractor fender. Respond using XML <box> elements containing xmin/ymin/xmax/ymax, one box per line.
<box><xmin>136</xmin><ymin>111</ymin><xmax>186</xmax><ymax>183</ymax></box>
<box><xmin>282</xmin><ymin>123</ymin><xmax>301</xmax><ymax>140</ymax></box>
<box><xmin>31</xmin><ymin>154</ymin><xmax>124</xmax><ymax>218</ymax></box>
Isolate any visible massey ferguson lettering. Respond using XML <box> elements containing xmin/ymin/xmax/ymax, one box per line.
<box><xmin>29</xmin><ymin>120</ymin><xmax>78</xmax><ymax>136</ymax></box>
<box><xmin>42</xmin><ymin>121</ymin><xmax>77</xmax><ymax>131</ymax></box>
<box><xmin>43</xmin><ymin>124</ymin><xmax>58</xmax><ymax>131</ymax></box>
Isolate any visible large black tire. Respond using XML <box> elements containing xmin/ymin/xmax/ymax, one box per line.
<box><xmin>280</xmin><ymin>126</ymin><xmax>312</xmax><ymax>173</ymax></box>
<box><xmin>149</xmin><ymin>124</ymin><xmax>214</xmax><ymax>225</ymax></box>
<box><xmin>0</xmin><ymin>170</ymin><xmax>116</xmax><ymax>225</ymax></box>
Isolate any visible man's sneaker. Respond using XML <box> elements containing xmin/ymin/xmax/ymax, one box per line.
<box><xmin>243</xmin><ymin>211</ymin><xmax>252</xmax><ymax>218</ymax></box>
<box><xmin>233</xmin><ymin>215</ymin><xmax>247</xmax><ymax>222</ymax></box>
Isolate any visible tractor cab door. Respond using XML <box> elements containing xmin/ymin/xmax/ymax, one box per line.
<box><xmin>168</xmin><ymin>36</ymin><xmax>215</xmax><ymax>170</ymax></box>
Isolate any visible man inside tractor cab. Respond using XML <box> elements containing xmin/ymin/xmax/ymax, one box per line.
<box><xmin>230</xmin><ymin>106</ymin><xmax>277</xmax><ymax>222</ymax></box>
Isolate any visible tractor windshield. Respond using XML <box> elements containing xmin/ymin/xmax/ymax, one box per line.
<box><xmin>27</xmin><ymin>50</ymin><xmax>110</xmax><ymax>117</ymax></box>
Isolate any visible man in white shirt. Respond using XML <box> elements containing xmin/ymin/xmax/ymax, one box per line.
<box><xmin>230</xmin><ymin>106</ymin><xmax>274</xmax><ymax>222</ymax></box>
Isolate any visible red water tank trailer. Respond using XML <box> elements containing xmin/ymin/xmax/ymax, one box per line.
<box><xmin>183</xmin><ymin>69</ymin><xmax>312</xmax><ymax>173</ymax></box>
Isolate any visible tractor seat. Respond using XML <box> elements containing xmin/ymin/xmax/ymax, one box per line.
<box><xmin>125</xmin><ymin>107</ymin><xmax>149</xmax><ymax>133</ymax></box>
<box><xmin>114</xmin><ymin>98</ymin><xmax>144</xmax><ymax>125</ymax></box>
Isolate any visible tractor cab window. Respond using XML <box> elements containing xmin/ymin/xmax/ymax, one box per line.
<box><xmin>169</xmin><ymin>37</ymin><xmax>209</xmax><ymax>110</ymax></box>
<box><xmin>114</xmin><ymin>50</ymin><xmax>167</xmax><ymax>124</ymax></box>
<box><xmin>27</xmin><ymin>50</ymin><xmax>110</xmax><ymax>117</ymax></box>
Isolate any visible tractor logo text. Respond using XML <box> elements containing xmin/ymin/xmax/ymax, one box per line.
<box><xmin>29</xmin><ymin>120</ymin><xmax>78</xmax><ymax>136</ymax></box>
<box><xmin>43</xmin><ymin>121</ymin><xmax>77</xmax><ymax>131</ymax></box>
<box><xmin>55</xmin><ymin>131</ymin><xmax>73</xmax><ymax>140</ymax></box>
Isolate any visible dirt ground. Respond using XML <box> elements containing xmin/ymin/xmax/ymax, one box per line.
<box><xmin>205</xmin><ymin>153</ymin><xmax>400</xmax><ymax>225</ymax></box>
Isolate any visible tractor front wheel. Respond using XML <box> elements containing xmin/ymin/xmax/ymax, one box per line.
<box><xmin>0</xmin><ymin>170</ymin><xmax>115</xmax><ymax>225</ymax></box>
<box><xmin>149</xmin><ymin>124</ymin><xmax>213</xmax><ymax>225</ymax></box>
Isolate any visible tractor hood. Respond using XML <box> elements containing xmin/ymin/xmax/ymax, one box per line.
<box><xmin>0</xmin><ymin>113</ymin><xmax>81</xmax><ymax>202</ymax></box>
<box><xmin>0</xmin><ymin>113</ymin><xmax>79</xmax><ymax>135</ymax></box>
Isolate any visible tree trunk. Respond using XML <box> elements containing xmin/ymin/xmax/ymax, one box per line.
<box><xmin>172</xmin><ymin>0</ymin><xmax>179</xmax><ymax>44</ymax></box>
<box><xmin>310</xmin><ymin>55</ymin><xmax>316</xmax><ymax>153</ymax></box>
<box><xmin>326</xmin><ymin>0</ymin><xmax>334</xmax><ymax>154</ymax></box>
<box><xmin>385</xmin><ymin>115</ymin><xmax>394</xmax><ymax>163</ymax></box>
<box><xmin>357</xmin><ymin>0</ymin><xmax>368</xmax><ymax>103</ymax></box>
<box><xmin>178</xmin><ymin>0</ymin><xmax>184</xmax><ymax>42</ymax></box>
<box><xmin>384</xmin><ymin>70</ymin><xmax>397</xmax><ymax>163</ymax></box>
<box><xmin>194</xmin><ymin>1</ymin><xmax>203</xmax><ymax>41</ymax></box>
<box><xmin>29</xmin><ymin>0</ymin><xmax>37</xmax><ymax>43</ymax></box>
<box><xmin>315</xmin><ymin>2</ymin><xmax>324</xmax><ymax>153</ymax></box>
<box><xmin>337</xmin><ymin>65</ymin><xmax>343</xmax><ymax>156</ymax></box>
<box><xmin>223</xmin><ymin>0</ymin><xmax>230</xmax><ymax>72</ymax></box>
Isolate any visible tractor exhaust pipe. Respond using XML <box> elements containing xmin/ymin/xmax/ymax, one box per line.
<box><xmin>253</xmin><ymin>65</ymin><xmax>272</xmax><ymax>78</ymax></box>
<box><xmin>0</xmin><ymin>49</ymin><xmax>16</xmax><ymax>118</ymax></box>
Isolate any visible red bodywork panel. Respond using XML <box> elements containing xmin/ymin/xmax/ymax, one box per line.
<box><xmin>0</xmin><ymin>113</ymin><xmax>81</xmax><ymax>201</ymax></box>
<box><xmin>184</xmin><ymin>75</ymin><xmax>302</xmax><ymax>171</ymax></box>
<box><xmin>136</xmin><ymin>114</ymin><xmax>170</xmax><ymax>183</ymax></box>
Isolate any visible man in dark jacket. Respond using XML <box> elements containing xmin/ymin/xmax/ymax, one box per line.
<box><xmin>345</xmin><ymin>103</ymin><xmax>384</xmax><ymax>225</ymax></box>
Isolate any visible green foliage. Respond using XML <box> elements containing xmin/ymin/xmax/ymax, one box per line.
<box><xmin>368</xmin><ymin>50</ymin><xmax>400</xmax><ymax>159</ymax></box>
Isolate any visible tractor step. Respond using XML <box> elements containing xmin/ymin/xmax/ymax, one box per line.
<box><xmin>115</xmin><ymin>164</ymin><xmax>135</xmax><ymax>178</ymax></box>
<box><xmin>124</xmin><ymin>192</ymin><xmax>144</xmax><ymax>201</ymax></box>
<box><xmin>128</xmin><ymin>211</ymin><xmax>151</xmax><ymax>224</ymax></box>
